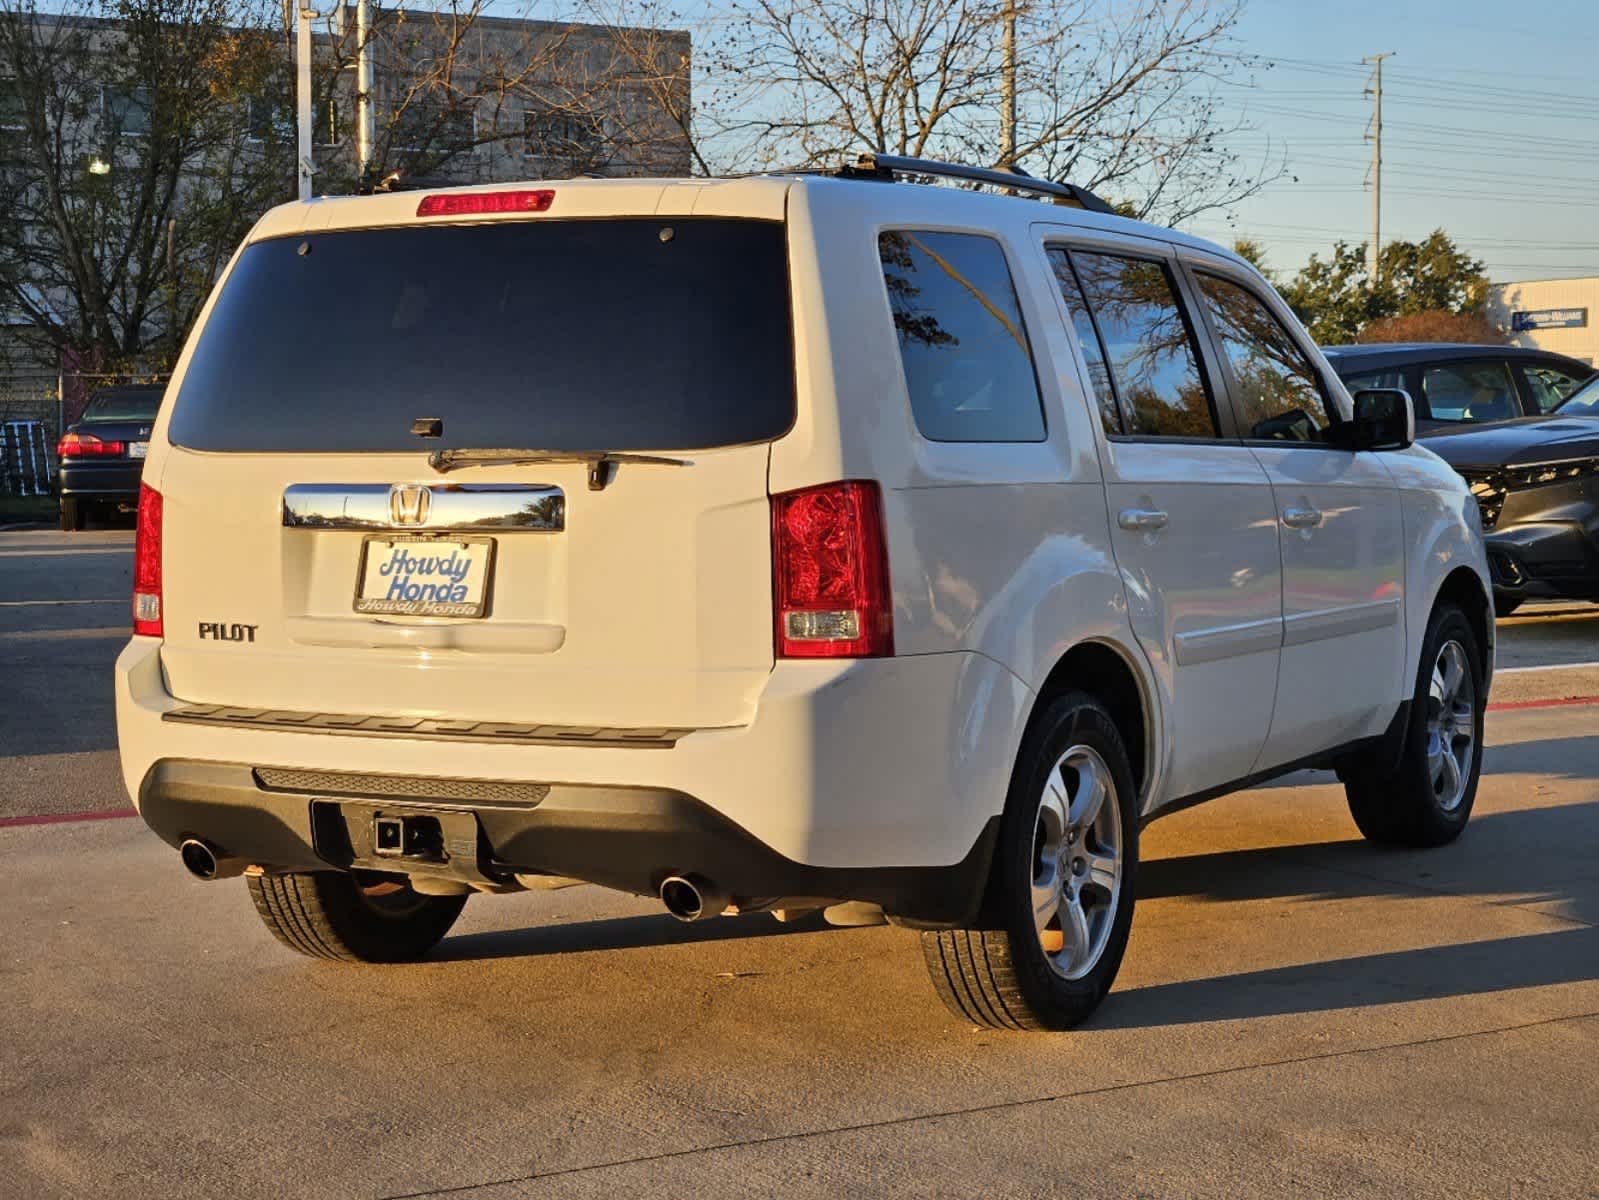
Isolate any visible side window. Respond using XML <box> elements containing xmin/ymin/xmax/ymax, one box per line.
<box><xmin>1421</xmin><ymin>361</ymin><xmax>1516</xmax><ymax>423</ymax></box>
<box><xmin>1047</xmin><ymin>250</ymin><xmax>1121</xmax><ymax>434</ymax></box>
<box><xmin>878</xmin><ymin>231</ymin><xmax>1045</xmax><ymax>443</ymax></box>
<box><xmin>1195</xmin><ymin>273</ymin><xmax>1330</xmax><ymax>442</ymax></box>
<box><xmin>1065</xmin><ymin>250</ymin><xmax>1218</xmax><ymax>438</ymax></box>
<box><xmin>1520</xmin><ymin>363</ymin><xmax>1589</xmax><ymax>414</ymax></box>
<box><xmin>1342</xmin><ymin>368</ymin><xmax>1405</xmax><ymax>393</ymax></box>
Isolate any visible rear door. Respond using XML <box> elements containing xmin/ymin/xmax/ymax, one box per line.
<box><xmin>1044</xmin><ymin>235</ymin><xmax>1282</xmax><ymax>802</ymax></box>
<box><xmin>1181</xmin><ymin>255</ymin><xmax>1406</xmax><ymax>766</ymax></box>
<box><xmin>154</xmin><ymin>214</ymin><xmax>795</xmax><ymax>731</ymax></box>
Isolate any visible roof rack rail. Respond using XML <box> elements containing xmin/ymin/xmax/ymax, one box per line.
<box><xmin>843</xmin><ymin>153</ymin><xmax>1115</xmax><ymax>216</ymax></box>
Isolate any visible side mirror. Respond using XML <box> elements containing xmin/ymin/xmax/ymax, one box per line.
<box><xmin>1331</xmin><ymin>388</ymin><xmax>1414</xmax><ymax>451</ymax></box>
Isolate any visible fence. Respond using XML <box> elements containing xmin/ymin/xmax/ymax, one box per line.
<box><xmin>1</xmin><ymin>421</ymin><xmax>52</xmax><ymax>496</ymax></box>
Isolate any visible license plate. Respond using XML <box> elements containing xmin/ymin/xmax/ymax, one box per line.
<box><xmin>355</xmin><ymin>535</ymin><xmax>495</xmax><ymax>618</ymax></box>
<box><xmin>128</xmin><ymin>442</ymin><xmax>149</xmax><ymax>459</ymax></box>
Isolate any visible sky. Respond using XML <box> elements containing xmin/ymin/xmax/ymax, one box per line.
<box><xmin>1182</xmin><ymin>0</ymin><xmax>1599</xmax><ymax>284</ymax></box>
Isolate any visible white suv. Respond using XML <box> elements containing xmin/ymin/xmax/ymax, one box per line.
<box><xmin>116</xmin><ymin>156</ymin><xmax>1492</xmax><ymax>1030</ymax></box>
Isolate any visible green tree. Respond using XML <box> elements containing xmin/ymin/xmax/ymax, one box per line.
<box><xmin>1273</xmin><ymin>231</ymin><xmax>1492</xmax><ymax>346</ymax></box>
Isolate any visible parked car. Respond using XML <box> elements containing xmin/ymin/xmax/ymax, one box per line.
<box><xmin>1420</xmin><ymin>373</ymin><xmax>1599</xmax><ymax>616</ymax></box>
<box><xmin>56</xmin><ymin>383</ymin><xmax>165</xmax><ymax>531</ymax></box>
<box><xmin>115</xmin><ymin>158</ymin><xmax>1493</xmax><ymax>1030</ymax></box>
<box><xmin>1322</xmin><ymin>343</ymin><xmax>1593</xmax><ymax>431</ymax></box>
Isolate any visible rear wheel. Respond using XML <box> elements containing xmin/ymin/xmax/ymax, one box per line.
<box><xmin>1343</xmin><ymin>603</ymin><xmax>1484</xmax><ymax>848</ymax></box>
<box><xmin>59</xmin><ymin>497</ymin><xmax>83</xmax><ymax>532</ymax></box>
<box><xmin>247</xmin><ymin>871</ymin><xmax>466</xmax><ymax>962</ymax></box>
<box><xmin>922</xmin><ymin>692</ymin><xmax>1138</xmax><ymax>1031</ymax></box>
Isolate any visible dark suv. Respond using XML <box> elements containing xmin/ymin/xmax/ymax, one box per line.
<box><xmin>56</xmin><ymin>384</ymin><xmax>165</xmax><ymax>530</ymax></box>
<box><xmin>1322</xmin><ymin>343</ymin><xmax>1592</xmax><ymax>431</ymax></box>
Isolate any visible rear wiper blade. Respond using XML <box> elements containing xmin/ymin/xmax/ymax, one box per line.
<box><xmin>426</xmin><ymin>448</ymin><xmax>692</xmax><ymax>491</ymax></box>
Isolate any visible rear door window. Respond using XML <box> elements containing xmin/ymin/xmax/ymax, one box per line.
<box><xmin>1059</xmin><ymin>250</ymin><xmax>1218</xmax><ymax>438</ymax></box>
<box><xmin>878</xmin><ymin>230</ymin><xmax>1045</xmax><ymax>442</ymax></box>
<box><xmin>1519</xmin><ymin>362</ymin><xmax>1589</xmax><ymax>414</ymax></box>
<box><xmin>168</xmin><ymin>219</ymin><xmax>795</xmax><ymax>453</ymax></box>
<box><xmin>1194</xmin><ymin>273</ymin><xmax>1330</xmax><ymax>442</ymax></box>
<box><xmin>1421</xmin><ymin>361</ymin><xmax>1516</xmax><ymax>423</ymax></box>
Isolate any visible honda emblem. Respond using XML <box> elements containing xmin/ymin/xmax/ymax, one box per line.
<box><xmin>388</xmin><ymin>483</ymin><xmax>432</xmax><ymax>527</ymax></box>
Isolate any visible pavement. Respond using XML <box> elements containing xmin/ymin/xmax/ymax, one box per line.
<box><xmin>2</xmin><ymin>527</ymin><xmax>1597</xmax><ymax>1198</ymax></box>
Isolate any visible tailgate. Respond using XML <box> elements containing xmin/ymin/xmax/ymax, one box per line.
<box><xmin>157</xmin><ymin>446</ymin><xmax>775</xmax><ymax>729</ymax></box>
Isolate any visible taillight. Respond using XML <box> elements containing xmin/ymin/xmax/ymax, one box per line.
<box><xmin>133</xmin><ymin>483</ymin><xmax>163</xmax><ymax>637</ymax></box>
<box><xmin>57</xmin><ymin>432</ymin><xmax>128</xmax><ymax>458</ymax></box>
<box><xmin>416</xmin><ymin>189</ymin><xmax>554</xmax><ymax>217</ymax></box>
<box><xmin>771</xmin><ymin>480</ymin><xmax>893</xmax><ymax>658</ymax></box>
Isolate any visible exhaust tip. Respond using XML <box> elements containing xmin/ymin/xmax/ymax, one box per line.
<box><xmin>660</xmin><ymin>874</ymin><xmax>729</xmax><ymax>922</ymax></box>
<box><xmin>179</xmin><ymin>839</ymin><xmax>221</xmax><ymax>880</ymax></box>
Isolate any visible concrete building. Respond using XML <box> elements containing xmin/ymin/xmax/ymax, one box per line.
<box><xmin>0</xmin><ymin>8</ymin><xmax>693</xmax><ymax>433</ymax></box>
<box><xmin>1489</xmin><ymin>278</ymin><xmax>1599</xmax><ymax>368</ymax></box>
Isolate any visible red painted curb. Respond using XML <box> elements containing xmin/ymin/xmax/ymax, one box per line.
<box><xmin>0</xmin><ymin>807</ymin><xmax>137</xmax><ymax>829</ymax></box>
<box><xmin>1487</xmin><ymin>696</ymin><xmax>1599</xmax><ymax>712</ymax></box>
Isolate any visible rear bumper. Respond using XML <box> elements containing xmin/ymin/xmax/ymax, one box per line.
<box><xmin>115</xmin><ymin>639</ymin><xmax>1031</xmax><ymax>920</ymax></box>
<box><xmin>57</xmin><ymin>459</ymin><xmax>144</xmax><ymax>499</ymax></box>
<box><xmin>134</xmin><ymin>759</ymin><xmax>998</xmax><ymax>925</ymax></box>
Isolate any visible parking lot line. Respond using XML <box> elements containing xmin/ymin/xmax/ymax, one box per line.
<box><xmin>0</xmin><ymin>808</ymin><xmax>136</xmax><ymax>829</ymax></box>
<box><xmin>1486</xmin><ymin>696</ymin><xmax>1599</xmax><ymax>712</ymax></box>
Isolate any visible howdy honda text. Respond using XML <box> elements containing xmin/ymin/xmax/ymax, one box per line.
<box><xmin>355</xmin><ymin>536</ymin><xmax>494</xmax><ymax>618</ymax></box>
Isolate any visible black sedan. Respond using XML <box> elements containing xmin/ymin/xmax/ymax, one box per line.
<box><xmin>1424</xmin><ymin>376</ymin><xmax>1599</xmax><ymax>615</ymax></box>
<box><xmin>56</xmin><ymin>383</ymin><xmax>164</xmax><ymax>531</ymax></box>
<box><xmin>1322</xmin><ymin>342</ymin><xmax>1593</xmax><ymax>431</ymax></box>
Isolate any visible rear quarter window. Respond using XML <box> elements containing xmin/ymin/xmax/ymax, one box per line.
<box><xmin>878</xmin><ymin>230</ymin><xmax>1046</xmax><ymax>443</ymax></box>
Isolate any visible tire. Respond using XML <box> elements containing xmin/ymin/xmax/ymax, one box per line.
<box><xmin>1343</xmin><ymin>603</ymin><xmax>1484</xmax><ymax>848</ymax></box>
<box><xmin>922</xmin><ymin>692</ymin><xmax>1138</xmax><ymax>1031</ymax></box>
<box><xmin>59</xmin><ymin>497</ymin><xmax>83</xmax><ymax>532</ymax></box>
<box><xmin>1493</xmin><ymin>595</ymin><xmax>1522</xmax><ymax>618</ymax></box>
<box><xmin>247</xmin><ymin>871</ymin><xmax>466</xmax><ymax>962</ymax></box>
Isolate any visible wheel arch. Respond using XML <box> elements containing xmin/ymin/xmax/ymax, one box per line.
<box><xmin>1028</xmin><ymin>638</ymin><xmax>1155</xmax><ymax>803</ymax></box>
<box><xmin>1432</xmin><ymin>564</ymin><xmax>1494</xmax><ymax>692</ymax></box>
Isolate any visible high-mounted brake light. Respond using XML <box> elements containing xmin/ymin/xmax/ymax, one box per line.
<box><xmin>772</xmin><ymin>480</ymin><xmax>893</xmax><ymax>659</ymax></box>
<box><xmin>57</xmin><ymin>431</ymin><xmax>128</xmax><ymax>458</ymax></box>
<box><xmin>133</xmin><ymin>483</ymin><xmax>163</xmax><ymax>637</ymax></box>
<box><xmin>415</xmin><ymin>189</ymin><xmax>555</xmax><ymax>218</ymax></box>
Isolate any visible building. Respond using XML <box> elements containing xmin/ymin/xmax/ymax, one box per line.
<box><xmin>1488</xmin><ymin>278</ymin><xmax>1599</xmax><ymax>368</ymax></box>
<box><xmin>0</xmin><ymin>8</ymin><xmax>692</xmax><ymax>431</ymax></box>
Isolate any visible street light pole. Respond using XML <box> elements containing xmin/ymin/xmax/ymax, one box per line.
<box><xmin>999</xmin><ymin>0</ymin><xmax>1017</xmax><ymax>167</ymax></box>
<box><xmin>296</xmin><ymin>2</ymin><xmax>315</xmax><ymax>201</ymax></box>
<box><xmin>356</xmin><ymin>0</ymin><xmax>374</xmax><ymax>178</ymax></box>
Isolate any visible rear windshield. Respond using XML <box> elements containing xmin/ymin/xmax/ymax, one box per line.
<box><xmin>83</xmin><ymin>387</ymin><xmax>162</xmax><ymax>422</ymax></box>
<box><xmin>168</xmin><ymin>218</ymin><xmax>795</xmax><ymax>453</ymax></box>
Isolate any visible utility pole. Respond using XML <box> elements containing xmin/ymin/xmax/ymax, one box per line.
<box><xmin>296</xmin><ymin>2</ymin><xmax>315</xmax><ymax>200</ymax></box>
<box><xmin>999</xmin><ymin>0</ymin><xmax>1017</xmax><ymax>167</ymax></box>
<box><xmin>356</xmin><ymin>0</ymin><xmax>374</xmax><ymax>178</ymax></box>
<box><xmin>1363</xmin><ymin>51</ymin><xmax>1394</xmax><ymax>284</ymax></box>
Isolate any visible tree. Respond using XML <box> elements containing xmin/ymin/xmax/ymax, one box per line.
<box><xmin>1275</xmin><ymin>231</ymin><xmax>1493</xmax><ymax>346</ymax></box>
<box><xmin>1358</xmin><ymin>311</ymin><xmax>1507</xmax><ymax>346</ymax></box>
<box><xmin>699</xmin><ymin>0</ymin><xmax>1285</xmax><ymax>222</ymax></box>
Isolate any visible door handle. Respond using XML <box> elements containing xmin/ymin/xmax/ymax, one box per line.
<box><xmin>1118</xmin><ymin>508</ymin><xmax>1170</xmax><ymax>533</ymax></box>
<box><xmin>1282</xmin><ymin>506</ymin><xmax>1324</xmax><ymax>529</ymax></box>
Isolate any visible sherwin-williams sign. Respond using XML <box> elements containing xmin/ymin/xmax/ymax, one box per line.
<box><xmin>1512</xmin><ymin>308</ymin><xmax>1588</xmax><ymax>331</ymax></box>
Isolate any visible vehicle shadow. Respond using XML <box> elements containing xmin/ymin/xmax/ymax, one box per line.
<box><xmin>1097</xmin><ymin>925</ymin><xmax>1596</xmax><ymax>1030</ymax></box>
<box><xmin>432</xmin><ymin>908</ymin><xmax>835</xmax><ymax>962</ymax></box>
<box><xmin>1104</xmin><ymin>798</ymin><xmax>1598</xmax><ymax>1029</ymax></box>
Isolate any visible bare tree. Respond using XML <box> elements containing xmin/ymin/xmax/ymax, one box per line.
<box><xmin>698</xmin><ymin>0</ymin><xmax>1282</xmax><ymax>220</ymax></box>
